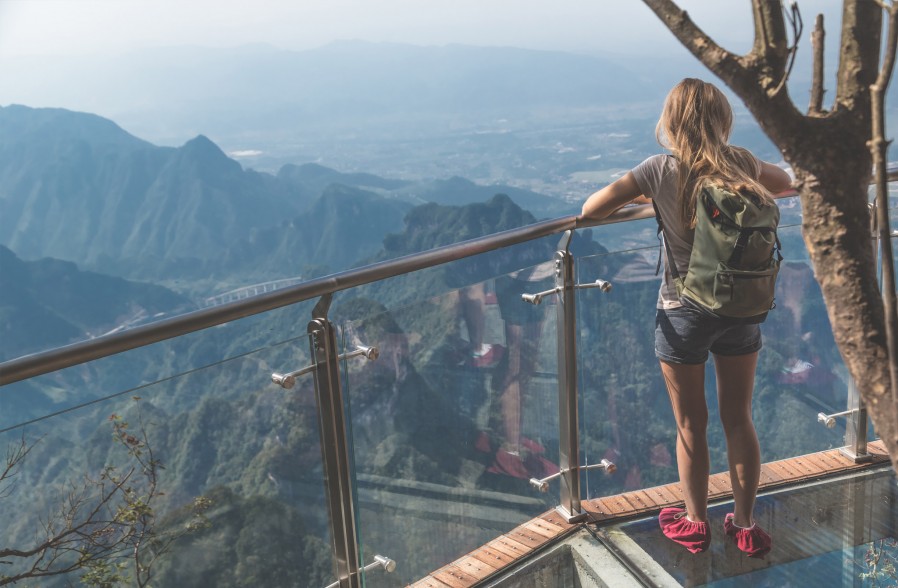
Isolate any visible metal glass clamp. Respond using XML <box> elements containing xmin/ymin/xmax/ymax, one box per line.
<box><xmin>817</xmin><ymin>409</ymin><xmax>856</xmax><ymax>429</ymax></box>
<box><xmin>271</xmin><ymin>345</ymin><xmax>379</xmax><ymax>389</ymax></box>
<box><xmin>521</xmin><ymin>279</ymin><xmax>612</xmax><ymax>305</ymax></box>
<box><xmin>529</xmin><ymin>459</ymin><xmax>616</xmax><ymax>493</ymax></box>
<box><xmin>323</xmin><ymin>555</ymin><xmax>397</xmax><ymax>588</ymax></box>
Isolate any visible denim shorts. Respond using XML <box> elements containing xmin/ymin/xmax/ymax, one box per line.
<box><xmin>654</xmin><ymin>306</ymin><xmax>762</xmax><ymax>364</ymax></box>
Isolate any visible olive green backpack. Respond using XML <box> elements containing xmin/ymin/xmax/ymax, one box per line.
<box><xmin>653</xmin><ymin>185</ymin><xmax>782</xmax><ymax>324</ymax></box>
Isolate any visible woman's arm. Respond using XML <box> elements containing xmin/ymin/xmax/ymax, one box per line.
<box><xmin>758</xmin><ymin>161</ymin><xmax>793</xmax><ymax>195</ymax></box>
<box><xmin>579</xmin><ymin>171</ymin><xmax>645</xmax><ymax>223</ymax></box>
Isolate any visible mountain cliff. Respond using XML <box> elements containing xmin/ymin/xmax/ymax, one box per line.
<box><xmin>216</xmin><ymin>183</ymin><xmax>412</xmax><ymax>280</ymax></box>
<box><xmin>0</xmin><ymin>245</ymin><xmax>188</xmax><ymax>361</ymax></box>
<box><xmin>0</xmin><ymin>106</ymin><xmax>304</xmax><ymax>276</ymax></box>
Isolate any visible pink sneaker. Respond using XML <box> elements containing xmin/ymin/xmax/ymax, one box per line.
<box><xmin>658</xmin><ymin>507</ymin><xmax>710</xmax><ymax>553</ymax></box>
<box><xmin>472</xmin><ymin>344</ymin><xmax>505</xmax><ymax>368</ymax></box>
<box><xmin>486</xmin><ymin>449</ymin><xmax>530</xmax><ymax>479</ymax></box>
<box><xmin>724</xmin><ymin>513</ymin><xmax>771</xmax><ymax>558</ymax></box>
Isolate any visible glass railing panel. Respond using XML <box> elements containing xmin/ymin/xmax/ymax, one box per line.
<box><xmin>0</xmin><ymin>313</ymin><xmax>336</xmax><ymax>587</ymax></box>
<box><xmin>575</xmin><ymin>244</ymin><xmax>677</xmax><ymax>499</ymax></box>
<box><xmin>576</xmin><ymin>207</ymin><xmax>857</xmax><ymax>500</ymax></box>
<box><xmin>0</xmin><ymin>275</ymin><xmax>320</xmax><ymax>365</ymax></box>
<box><xmin>0</xmin><ymin>298</ymin><xmax>318</xmax><ymax>429</ymax></box>
<box><xmin>581</xmin><ymin>215</ymin><xmax>658</xmax><ymax>257</ymax></box>
<box><xmin>336</xmin><ymin>259</ymin><xmax>561</xmax><ymax>586</ymax></box>
<box><xmin>758</xmin><ymin>220</ymin><xmax>852</xmax><ymax>460</ymax></box>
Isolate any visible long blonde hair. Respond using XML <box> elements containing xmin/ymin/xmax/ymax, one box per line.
<box><xmin>656</xmin><ymin>78</ymin><xmax>774</xmax><ymax>229</ymax></box>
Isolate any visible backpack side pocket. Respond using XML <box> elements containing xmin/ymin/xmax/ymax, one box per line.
<box><xmin>712</xmin><ymin>259</ymin><xmax>780</xmax><ymax>319</ymax></box>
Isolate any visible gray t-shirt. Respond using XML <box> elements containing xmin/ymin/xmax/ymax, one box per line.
<box><xmin>631</xmin><ymin>153</ymin><xmax>760</xmax><ymax>309</ymax></box>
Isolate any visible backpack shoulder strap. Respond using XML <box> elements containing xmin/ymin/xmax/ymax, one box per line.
<box><xmin>652</xmin><ymin>200</ymin><xmax>681</xmax><ymax>281</ymax></box>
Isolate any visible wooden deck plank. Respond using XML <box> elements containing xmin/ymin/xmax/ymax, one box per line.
<box><xmin>486</xmin><ymin>536</ymin><xmax>533</xmax><ymax>560</ymax></box>
<box><xmin>818</xmin><ymin>450</ymin><xmax>855</xmax><ymax>469</ymax></box>
<box><xmin>794</xmin><ymin>454</ymin><xmax>832</xmax><ymax>475</ymax></box>
<box><xmin>758</xmin><ymin>463</ymin><xmax>780</xmax><ymax>485</ymax></box>
<box><xmin>649</xmin><ymin>483</ymin><xmax>683</xmax><ymax>505</ymax></box>
<box><xmin>707</xmin><ymin>474</ymin><xmax>732</xmax><ymax>497</ymax></box>
<box><xmin>540</xmin><ymin>508</ymin><xmax>578</xmax><ymax>529</ymax></box>
<box><xmin>459</xmin><ymin>547</ymin><xmax>504</xmax><ymax>570</ymax></box>
<box><xmin>432</xmin><ymin>565</ymin><xmax>482</xmax><ymax>588</ymax></box>
<box><xmin>451</xmin><ymin>556</ymin><xmax>499</xmax><ymax>579</ymax></box>
<box><xmin>597</xmin><ymin>494</ymin><xmax>637</xmax><ymax>516</ymax></box>
<box><xmin>408</xmin><ymin>576</ymin><xmax>453</xmax><ymax>588</ymax></box>
<box><xmin>627</xmin><ymin>490</ymin><xmax>659</xmax><ymax>512</ymax></box>
<box><xmin>583</xmin><ymin>497</ymin><xmax>613</xmax><ymax>518</ymax></box>
<box><xmin>765</xmin><ymin>461</ymin><xmax>793</xmax><ymax>482</ymax></box>
<box><xmin>618</xmin><ymin>492</ymin><xmax>644</xmax><ymax>512</ymax></box>
<box><xmin>468</xmin><ymin>547</ymin><xmax>513</xmax><ymax>571</ymax></box>
<box><xmin>662</xmin><ymin>481</ymin><xmax>686</xmax><ymax>502</ymax></box>
<box><xmin>504</xmin><ymin>526</ymin><xmax>553</xmax><ymax>550</ymax></box>
<box><xmin>777</xmin><ymin>459</ymin><xmax>803</xmax><ymax>478</ymax></box>
<box><xmin>522</xmin><ymin>518</ymin><xmax>566</xmax><ymax>539</ymax></box>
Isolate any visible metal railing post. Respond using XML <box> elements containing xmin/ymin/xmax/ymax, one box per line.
<box><xmin>308</xmin><ymin>295</ymin><xmax>362</xmax><ymax>587</ymax></box>
<box><xmin>554</xmin><ymin>231</ymin><xmax>586</xmax><ymax>523</ymax></box>
<box><xmin>841</xmin><ymin>378</ymin><xmax>872</xmax><ymax>462</ymax></box>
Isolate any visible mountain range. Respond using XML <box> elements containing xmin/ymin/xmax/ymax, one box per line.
<box><xmin>0</xmin><ymin>104</ymin><xmax>575</xmax><ymax>292</ymax></box>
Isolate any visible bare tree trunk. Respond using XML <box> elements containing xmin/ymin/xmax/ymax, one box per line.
<box><xmin>641</xmin><ymin>0</ymin><xmax>898</xmax><ymax>472</ymax></box>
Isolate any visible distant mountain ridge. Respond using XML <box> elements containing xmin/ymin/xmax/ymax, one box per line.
<box><xmin>216</xmin><ymin>183</ymin><xmax>413</xmax><ymax>281</ymax></box>
<box><xmin>0</xmin><ymin>245</ymin><xmax>188</xmax><ymax>360</ymax></box>
<box><xmin>0</xmin><ymin>105</ymin><xmax>573</xmax><ymax>290</ymax></box>
<box><xmin>0</xmin><ymin>106</ymin><xmax>305</xmax><ymax>275</ymax></box>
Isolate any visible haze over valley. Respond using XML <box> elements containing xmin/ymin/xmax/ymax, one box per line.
<box><xmin>1</xmin><ymin>42</ymin><xmax>790</xmax><ymax>203</ymax></box>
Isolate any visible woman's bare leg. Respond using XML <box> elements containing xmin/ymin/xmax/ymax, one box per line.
<box><xmin>714</xmin><ymin>351</ymin><xmax>761</xmax><ymax>528</ymax></box>
<box><xmin>659</xmin><ymin>360</ymin><xmax>709</xmax><ymax>522</ymax></box>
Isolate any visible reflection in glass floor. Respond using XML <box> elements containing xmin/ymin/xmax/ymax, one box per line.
<box><xmin>596</xmin><ymin>465</ymin><xmax>897</xmax><ymax>587</ymax></box>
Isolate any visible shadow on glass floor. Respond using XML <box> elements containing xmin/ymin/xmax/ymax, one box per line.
<box><xmin>596</xmin><ymin>466</ymin><xmax>897</xmax><ymax>587</ymax></box>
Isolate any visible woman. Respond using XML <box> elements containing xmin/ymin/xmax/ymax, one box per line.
<box><xmin>579</xmin><ymin>79</ymin><xmax>792</xmax><ymax>557</ymax></box>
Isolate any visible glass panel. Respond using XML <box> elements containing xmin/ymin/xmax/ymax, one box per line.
<box><xmin>581</xmin><ymin>215</ymin><xmax>658</xmax><ymax>256</ymax></box>
<box><xmin>759</xmin><ymin>220</ymin><xmax>852</xmax><ymax>459</ymax></box>
<box><xmin>337</xmin><ymin>258</ymin><xmax>560</xmax><ymax>586</ymax></box>
<box><xmin>604</xmin><ymin>465</ymin><xmax>897</xmax><ymax>587</ymax></box>
<box><xmin>576</xmin><ymin>243</ymin><xmax>677</xmax><ymax>499</ymax></box>
<box><xmin>576</xmin><ymin>205</ymin><xmax>856</xmax><ymax>502</ymax></box>
<box><xmin>0</xmin><ymin>305</ymin><xmax>337</xmax><ymax>587</ymax></box>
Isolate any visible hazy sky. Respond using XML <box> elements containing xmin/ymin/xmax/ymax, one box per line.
<box><xmin>0</xmin><ymin>0</ymin><xmax>846</xmax><ymax>59</ymax></box>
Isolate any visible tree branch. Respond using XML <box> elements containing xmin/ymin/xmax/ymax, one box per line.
<box><xmin>0</xmin><ymin>434</ymin><xmax>36</xmax><ymax>500</ymax></box>
<box><xmin>809</xmin><ymin>13</ymin><xmax>827</xmax><ymax>114</ymax></box>
<box><xmin>0</xmin><ymin>468</ymin><xmax>137</xmax><ymax>561</ymax></box>
<box><xmin>640</xmin><ymin>0</ymin><xmax>743</xmax><ymax>74</ymax></box>
<box><xmin>835</xmin><ymin>0</ymin><xmax>883</xmax><ymax>110</ymax></box>
<box><xmin>641</xmin><ymin>0</ymin><xmax>807</xmax><ymax>152</ymax></box>
<box><xmin>770</xmin><ymin>1</ymin><xmax>804</xmax><ymax>95</ymax></box>
<box><xmin>751</xmin><ymin>0</ymin><xmax>790</xmax><ymax>71</ymax></box>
